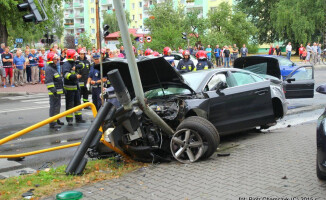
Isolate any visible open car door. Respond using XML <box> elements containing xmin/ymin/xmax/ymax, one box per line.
<box><xmin>283</xmin><ymin>65</ymin><xmax>314</xmax><ymax>99</ymax></box>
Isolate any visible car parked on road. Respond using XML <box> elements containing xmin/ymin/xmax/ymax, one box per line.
<box><xmin>234</xmin><ymin>56</ymin><xmax>315</xmax><ymax>99</ymax></box>
<box><xmin>315</xmin><ymin>84</ymin><xmax>326</xmax><ymax>180</ymax></box>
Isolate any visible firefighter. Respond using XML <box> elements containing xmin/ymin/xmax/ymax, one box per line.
<box><xmin>177</xmin><ymin>50</ymin><xmax>195</xmax><ymax>74</ymax></box>
<box><xmin>62</xmin><ymin>49</ymin><xmax>86</xmax><ymax>126</ymax></box>
<box><xmin>76</xmin><ymin>49</ymin><xmax>91</xmax><ymax>105</ymax></box>
<box><xmin>45</xmin><ymin>52</ymin><xmax>64</xmax><ymax>129</ymax></box>
<box><xmin>163</xmin><ymin>47</ymin><xmax>175</xmax><ymax>67</ymax></box>
<box><xmin>196</xmin><ymin>50</ymin><xmax>213</xmax><ymax>71</ymax></box>
<box><xmin>86</xmin><ymin>53</ymin><xmax>107</xmax><ymax>111</ymax></box>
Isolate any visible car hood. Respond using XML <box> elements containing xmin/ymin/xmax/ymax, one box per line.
<box><xmin>233</xmin><ymin>56</ymin><xmax>281</xmax><ymax>79</ymax></box>
<box><xmin>95</xmin><ymin>57</ymin><xmax>194</xmax><ymax>98</ymax></box>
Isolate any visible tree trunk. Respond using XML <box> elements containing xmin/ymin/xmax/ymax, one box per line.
<box><xmin>0</xmin><ymin>22</ymin><xmax>8</xmax><ymax>45</ymax></box>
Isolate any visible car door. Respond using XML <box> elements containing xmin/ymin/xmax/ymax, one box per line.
<box><xmin>206</xmin><ymin>71</ymin><xmax>274</xmax><ymax>133</ymax></box>
<box><xmin>283</xmin><ymin>65</ymin><xmax>314</xmax><ymax>99</ymax></box>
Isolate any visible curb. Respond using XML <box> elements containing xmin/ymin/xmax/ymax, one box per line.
<box><xmin>287</xmin><ymin>104</ymin><xmax>325</xmax><ymax>115</ymax></box>
<box><xmin>0</xmin><ymin>92</ymin><xmax>28</xmax><ymax>97</ymax></box>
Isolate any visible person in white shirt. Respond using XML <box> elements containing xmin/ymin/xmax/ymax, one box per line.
<box><xmin>286</xmin><ymin>42</ymin><xmax>292</xmax><ymax>60</ymax></box>
<box><xmin>0</xmin><ymin>54</ymin><xmax>6</xmax><ymax>87</ymax></box>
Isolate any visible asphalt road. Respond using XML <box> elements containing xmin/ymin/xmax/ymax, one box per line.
<box><xmin>1</xmin><ymin>68</ymin><xmax>326</xmax><ymax>177</ymax></box>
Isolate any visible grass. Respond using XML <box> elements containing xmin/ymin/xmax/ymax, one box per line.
<box><xmin>0</xmin><ymin>158</ymin><xmax>145</xmax><ymax>200</ymax></box>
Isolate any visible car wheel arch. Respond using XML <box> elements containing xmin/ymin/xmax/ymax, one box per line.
<box><xmin>185</xmin><ymin>108</ymin><xmax>208</xmax><ymax>119</ymax></box>
<box><xmin>272</xmin><ymin>97</ymin><xmax>284</xmax><ymax>120</ymax></box>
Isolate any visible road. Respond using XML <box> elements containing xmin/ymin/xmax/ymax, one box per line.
<box><xmin>1</xmin><ymin>68</ymin><xmax>326</xmax><ymax>178</ymax></box>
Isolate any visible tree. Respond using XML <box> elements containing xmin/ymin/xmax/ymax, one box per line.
<box><xmin>78</xmin><ymin>32</ymin><xmax>92</xmax><ymax>50</ymax></box>
<box><xmin>185</xmin><ymin>9</ymin><xmax>206</xmax><ymax>42</ymax></box>
<box><xmin>270</xmin><ymin>0</ymin><xmax>325</xmax><ymax>46</ymax></box>
<box><xmin>102</xmin><ymin>10</ymin><xmax>131</xmax><ymax>34</ymax></box>
<box><xmin>236</xmin><ymin>0</ymin><xmax>280</xmax><ymax>44</ymax></box>
<box><xmin>0</xmin><ymin>0</ymin><xmax>64</xmax><ymax>46</ymax></box>
<box><xmin>205</xmin><ymin>3</ymin><xmax>257</xmax><ymax>47</ymax></box>
<box><xmin>144</xmin><ymin>0</ymin><xmax>187</xmax><ymax>51</ymax></box>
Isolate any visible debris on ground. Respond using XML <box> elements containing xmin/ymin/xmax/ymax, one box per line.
<box><xmin>217</xmin><ymin>153</ymin><xmax>231</xmax><ymax>157</ymax></box>
<box><xmin>281</xmin><ymin>175</ymin><xmax>288</xmax><ymax>179</ymax></box>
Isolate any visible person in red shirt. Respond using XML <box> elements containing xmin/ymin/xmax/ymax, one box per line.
<box><xmin>302</xmin><ymin>49</ymin><xmax>307</xmax><ymax>63</ymax></box>
<box><xmin>298</xmin><ymin>44</ymin><xmax>305</xmax><ymax>61</ymax></box>
<box><xmin>268</xmin><ymin>44</ymin><xmax>275</xmax><ymax>55</ymax></box>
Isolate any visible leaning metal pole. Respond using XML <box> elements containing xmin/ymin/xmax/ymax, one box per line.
<box><xmin>96</xmin><ymin>0</ymin><xmax>104</xmax><ymax>105</ymax></box>
<box><xmin>112</xmin><ymin>0</ymin><xmax>174</xmax><ymax>135</ymax></box>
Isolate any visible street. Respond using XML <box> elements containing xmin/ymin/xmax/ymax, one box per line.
<box><xmin>1</xmin><ymin>67</ymin><xmax>326</xmax><ymax>198</ymax></box>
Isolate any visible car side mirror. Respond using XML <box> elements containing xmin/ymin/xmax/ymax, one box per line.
<box><xmin>215</xmin><ymin>81</ymin><xmax>227</xmax><ymax>94</ymax></box>
<box><xmin>316</xmin><ymin>84</ymin><xmax>326</xmax><ymax>94</ymax></box>
<box><xmin>292</xmin><ymin>63</ymin><xmax>295</xmax><ymax>66</ymax></box>
<box><xmin>287</xmin><ymin>78</ymin><xmax>295</xmax><ymax>83</ymax></box>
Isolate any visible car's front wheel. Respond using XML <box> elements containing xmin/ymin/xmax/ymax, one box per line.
<box><xmin>171</xmin><ymin>116</ymin><xmax>219</xmax><ymax>163</ymax></box>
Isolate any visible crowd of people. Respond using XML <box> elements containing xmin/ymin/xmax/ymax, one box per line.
<box><xmin>268</xmin><ymin>42</ymin><xmax>324</xmax><ymax>63</ymax></box>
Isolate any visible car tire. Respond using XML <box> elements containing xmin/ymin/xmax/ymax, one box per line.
<box><xmin>317</xmin><ymin>159</ymin><xmax>326</xmax><ymax>180</ymax></box>
<box><xmin>176</xmin><ymin>116</ymin><xmax>220</xmax><ymax>160</ymax></box>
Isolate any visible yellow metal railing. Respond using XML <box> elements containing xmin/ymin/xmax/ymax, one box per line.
<box><xmin>0</xmin><ymin>102</ymin><xmax>129</xmax><ymax>159</ymax></box>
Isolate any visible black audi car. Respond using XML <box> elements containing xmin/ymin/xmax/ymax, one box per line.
<box><xmin>99</xmin><ymin>57</ymin><xmax>287</xmax><ymax>135</ymax></box>
<box><xmin>315</xmin><ymin>84</ymin><xmax>326</xmax><ymax>180</ymax></box>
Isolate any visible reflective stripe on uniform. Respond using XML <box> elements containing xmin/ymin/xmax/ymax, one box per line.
<box><xmin>67</xmin><ymin>114</ymin><xmax>73</xmax><ymax>118</ymax></box>
<box><xmin>64</xmin><ymin>73</ymin><xmax>71</xmax><ymax>80</ymax></box>
<box><xmin>75</xmin><ymin>112</ymin><xmax>82</xmax><ymax>116</ymax></box>
<box><xmin>188</xmin><ymin>66</ymin><xmax>192</xmax><ymax>71</ymax></box>
<box><xmin>204</xmin><ymin>66</ymin><xmax>208</xmax><ymax>70</ymax></box>
<box><xmin>79</xmin><ymin>82</ymin><xmax>85</xmax><ymax>87</ymax></box>
<box><xmin>54</xmin><ymin>73</ymin><xmax>60</xmax><ymax>78</ymax></box>
<box><xmin>64</xmin><ymin>85</ymin><xmax>77</xmax><ymax>90</ymax></box>
<box><xmin>46</xmin><ymin>82</ymin><xmax>55</xmax><ymax>88</ymax></box>
<box><xmin>193</xmin><ymin>67</ymin><xmax>197</xmax><ymax>71</ymax></box>
<box><xmin>181</xmin><ymin>66</ymin><xmax>186</xmax><ymax>70</ymax></box>
<box><xmin>57</xmin><ymin>89</ymin><xmax>63</xmax><ymax>94</ymax></box>
<box><xmin>83</xmin><ymin>98</ymin><xmax>89</xmax><ymax>102</ymax></box>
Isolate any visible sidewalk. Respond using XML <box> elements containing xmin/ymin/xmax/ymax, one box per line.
<box><xmin>0</xmin><ymin>83</ymin><xmax>47</xmax><ymax>96</ymax></box>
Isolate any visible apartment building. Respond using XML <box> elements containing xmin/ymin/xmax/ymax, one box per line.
<box><xmin>63</xmin><ymin>0</ymin><xmax>232</xmax><ymax>46</ymax></box>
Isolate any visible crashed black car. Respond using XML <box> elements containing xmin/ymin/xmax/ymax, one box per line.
<box><xmin>91</xmin><ymin>57</ymin><xmax>288</xmax><ymax>164</ymax></box>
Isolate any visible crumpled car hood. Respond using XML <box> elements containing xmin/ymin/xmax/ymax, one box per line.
<box><xmin>233</xmin><ymin>56</ymin><xmax>281</xmax><ymax>79</ymax></box>
<box><xmin>95</xmin><ymin>57</ymin><xmax>194</xmax><ymax>98</ymax></box>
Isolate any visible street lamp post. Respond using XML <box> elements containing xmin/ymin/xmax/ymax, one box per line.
<box><xmin>95</xmin><ymin>0</ymin><xmax>104</xmax><ymax>105</ymax></box>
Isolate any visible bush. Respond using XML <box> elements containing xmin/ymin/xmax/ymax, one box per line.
<box><xmin>247</xmin><ymin>43</ymin><xmax>259</xmax><ymax>54</ymax></box>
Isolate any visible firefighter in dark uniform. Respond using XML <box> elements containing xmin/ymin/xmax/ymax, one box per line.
<box><xmin>62</xmin><ymin>49</ymin><xmax>86</xmax><ymax>126</ymax></box>
<box><xmin>163</xmin><ymin>47</ymin><xmax>175</xmax><ymax>67</ymax></box>
<box><xmin>76</xmin><ymin>49</ymin><xmax>91</xmax><ymax>105</ymax></box>
<box><xmin>196</xmin><ymin>50</ymin><xmax>213</xmax><ymax>71</ymax></box>
<box><xmin>45</xmin><ymin>52</ymin><xmax>64</xmax><ymax>129</ymax></box>
<box><xmin>86</xmin><ymin>53</ymin><xmax>107</xmax><ymax>111</ymax></box>
<box><xmin>177</xmin><ymin>50</ymin><xmax>195</xmax><ymax>74</ymax></box>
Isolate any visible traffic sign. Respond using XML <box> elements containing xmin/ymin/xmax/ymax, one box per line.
<box><xmin>139</xmin><ymin>37</ymin><xmax>144</xmax><ymax>43</ymax></box>
<box><xmin>75</xmin><ymin>39</ymin><xmax>78</xmax><ymax>45</ymax></box>
<box><xmin>146</xmin><ymin>36</ymin><xmax>152</xmax><ymax>43</ymax></box>
<box><xmin>15</xmin><ymin>38</ymin><xmax>23</xmax><ymax>43</ymax></box>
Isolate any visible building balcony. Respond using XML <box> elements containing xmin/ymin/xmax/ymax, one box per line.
<box><xmin>64</xmin><ymin>25</ymin><xmax>74</xmax><ymax>29</ymax></box>
<box><xmin>75</xmin><ymin>12</ymin><xmax>84</xmax><ymax>18</ymax></box>
<box><xmin>64</xmin><ymin>13</ymin><xmax>74</xmax><ymax>19</ymax></box>
<box><xmin>73</xmin><ymin>3</ymin><xmax>84</xmax><ymax>8</ymax></box>
<box><xmin>186</xmin><ymin>0</ymin><xmax>203</xmax><ymax>7</ymax></box>
<box><xmin>64</xmin><ymin>3</ymin><xmax>73</xmax><ymax>9</ymax></box>
<box><xmin>75</xmin><ymin>23</ymin><xmax>85</xmax><ymax>28</ymax></box>
<box><xmin>101</xmin><ymin>0</ymin><xmax>112</xmax><ymax>5</ymax></box>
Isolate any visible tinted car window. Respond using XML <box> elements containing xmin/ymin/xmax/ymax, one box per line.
<box><xmin>277</xmin><ymin>57</ymin><xmax>293</xmax><ymax>66</ymax></box>
<box><xmin>173</xmin><ymin>55</ymin><xmax>182</xmax><ymax>60</ymax></box>
<box><xmin>290</xmin><ymin>66</ymin><xmax>313</xmax><ymax>80</ymax></box>
<box><xmin>231</xmin><ymin>71</ymin><xmax>257</xmax><ymax>86</ymax></box>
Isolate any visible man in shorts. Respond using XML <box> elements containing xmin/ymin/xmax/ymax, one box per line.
<box><xmin>1</xmin><ymin>47</ymin><xmax>14</xmax><ymax>88</ymax></box>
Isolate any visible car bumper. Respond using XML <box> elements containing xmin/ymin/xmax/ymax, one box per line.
<box><xmin>317</xmin><ymin>115</ymin><xmax>326</xmax><ymax>174</ymax></box>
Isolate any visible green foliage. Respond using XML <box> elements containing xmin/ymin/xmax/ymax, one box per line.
<box><xmin>144</xmin><ymin>0</ymin><xmax>187</xmax><ymax>51</ymax></box>
<box><xmin>270</xmin><ymin>0</ymin><xmax>325</xmax><ymax>45</ymax></box>
<box><xmin>102</xmin><ymin>10</ymin><xmax>131</xmax><ymax>33</ymax></box>
<box><xmin>236</xmin><ymin>0</ymin><xmax>280</xmax><ymax>44</ymax></box>
<box><xmin>205</xmin><ymin>2</ymin><xmax>257</xmax><ymax>47</ymax></box>
<box><xmin>247</xmin><ymin>43</ymin><xmax>259</xmax><ymax>54</ymax></box>
<box><xmin>0</xmin><ymin>0</ymin><xmax>64</xmax><ymax>46</ymax></box>
<box><xmin>185</xmin><ymin>9</ymin><xmax>207</xmax><ymax>42</ymax></box>
<box><xmin>78</xmin><ymin>32</ymin><xmax>92</xmax><ymax>50</ymax></box>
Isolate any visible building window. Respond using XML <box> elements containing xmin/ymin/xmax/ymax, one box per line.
<box><xmin>91</xmin><ymin>18</ymin><xmax>95</xmax><ymax>24</ymax></box>
<box><xmin>132</xmin><ymin>15</ymin><xmax>135</xmax><ymax>20</ymax></box>
<box><xmin>139</xmin><ymin>2</ymin><xmax>142</xmax><ymax>7</ymax></box>
<box><xmin>132</xmin><ymin>3</ymin><xmax>135</xmax><ymax>9</ymax></box>
<box><xmin>92</xmin><ymin>39</ymin><xmax>95</xmax><ymax>43</ymax></box>
<box><xmin>140</xmin><ymin>25</ymin><xmax>143</xmax><ymax>29</ymax></box>
<box><xmin>92</xmin><ymin>29</ymin><xmax>95</xmax><ymax>34</ymax></box>
<box><xmin>139</xmin><ymin>14</ymin><xmax>142</xmax><ymax>20</ymax></box>
<box><xmin>81</xmin><ymin>19</ymin><xmax>84</xmax><ymax>24</ymax></box>
<box><xmin>91</xmin><ymin>8</ymin><xmax>95</xmax><ymax>14</ymax></box>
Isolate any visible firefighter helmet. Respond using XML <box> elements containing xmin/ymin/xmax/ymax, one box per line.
<box><xmin>163</xmin><ymin>47</ymin><xmax>172</xmax><ymax>55</ymax></box>
<box><xmin>196</xmin><ymin>50</ymin><xmax>207</xmax><ymax>60</ymax></box>
<box><xmin>145</xmin><ymin>49</ymin><xmax>153</xmax><ymax>56</ymax></box>
<box><xmin>66</xmin><ymin>49</ymin><xmax>78</xmax><ymax>60</ymax></box>
<box><xmin>152</xmin><ymin>51</ymin><xmax>160</xmax><ymax>56</ymax></box>
<box><xmin>47</xmin><ymin>52</ymin><xmax>59</xmax><ymax>64</ymax></box>
<box><xmin>182</xmin><ymin>50</ymin><xmax>190</xmax><ymax>57</ymax></box>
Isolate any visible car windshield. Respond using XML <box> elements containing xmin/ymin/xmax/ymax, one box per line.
<box><xmin>145</xmin><ymin>86</ymin><xmax>192</xmax><ymax>99</ymax></box>
<box><xmin>182</xmin><ymin>71</ymin><xmax>210</xmax><ymax>90</ymax></box>
<box><xmin>277</xmin><ymin>57</ymin><xmax>293</xmax><ymax>66</ymax></box>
